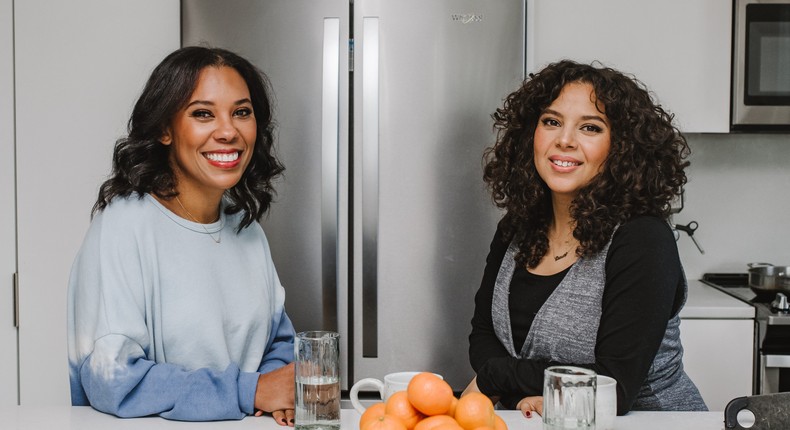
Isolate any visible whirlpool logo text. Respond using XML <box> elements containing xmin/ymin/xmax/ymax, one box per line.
<box><xmin>450</xmin><ymin>13</ymin><xmax>483</xmax><ymax>24</ymax></box>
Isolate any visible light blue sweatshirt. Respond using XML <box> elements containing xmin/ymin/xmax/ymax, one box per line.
<box><xmin>67</xmin><ymin>194</ymin><xmax>295</xmax><ymax>421</ymax></box>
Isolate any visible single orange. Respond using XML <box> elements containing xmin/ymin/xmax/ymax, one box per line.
<box><xmin>470</xmin><ymin>427</ymin><xmax>494</xmax><ymax>430</ymax></box>
<box><xmin>407</xmin><ymin>372</ymin><xmax>455</xmax><ymax>416</ymax></box>
<box><xmin>386</xmin><ymin>390</ymin><xmax>424</xmax><ymax>429</ymax></box>
<box><xmin>360</xmin><ymin>402</ymin><xmax>387</xmax><ymax>430</ymax></box>
<box><xmin>414</xmin><ymin>415</ymin><xmax>458</xmax><ymax>430</ymax></box>
<box><xmin>493</xmin><ymin>414</ymin><xmax>508</xmax><ymax>430</ymax></box>
<box><xmin>363</xmin><ymin>414</ymin><xmax>408</xmax><ymax>430</ymax></box>
<box><xmin>454</xmin><ymin>393</ymin><xmax>495</xmax><ymax>430</ymax></box>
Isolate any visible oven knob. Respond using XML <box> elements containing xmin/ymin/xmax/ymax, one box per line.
<box><xmin>772</xmin><ymin>292</ymin><xmax>790</xmax><ymax>312</ymax></box>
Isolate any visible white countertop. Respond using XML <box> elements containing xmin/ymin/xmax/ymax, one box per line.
<box><xmin>680</xmin><ymin>279</ymin><xmax>754</xmax><ymax>319</ymax></box>
<box><xmin>0</xmin><ymin>407</ymin><xmax>726</xmax><ymax>430</ymax></box>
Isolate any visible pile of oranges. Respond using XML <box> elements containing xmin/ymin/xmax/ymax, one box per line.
<box><xmin>359</xmin><ymin>372</ymin><xmax>508</xmax><ymax>430</ymax></box>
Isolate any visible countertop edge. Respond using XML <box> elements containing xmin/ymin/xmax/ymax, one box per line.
<box><xmin>680</xmin><ymin>279</ymin><xmax>755</xmax><ymax>319</ymax></box>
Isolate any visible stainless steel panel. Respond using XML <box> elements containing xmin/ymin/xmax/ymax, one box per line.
<box><xmin>182</xmin><ymin>0</ymin><xmax>351</xmax><ymax>386</ymax></box>
<box><xmin>183</xmin><ymin>0</ymin><xmax>525</xmax><ymax>393</ymax></box>
<box><xmin>352</xmin><ymin>0</ymin><xmax>524</xmax><ymax>390</ymax></box>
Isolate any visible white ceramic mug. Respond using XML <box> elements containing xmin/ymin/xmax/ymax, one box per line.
<box><xmin>596</xmin><ymin>375</ymin><xmax>617</xmax><ymax>430</ymax></box>
<box><xmin>349</xmin><ymin>371</ymin><xmax>443</xmax><ymax>414</ymax></box>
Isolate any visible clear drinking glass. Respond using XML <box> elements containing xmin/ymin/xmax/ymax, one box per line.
<box><xmin>543</xmin><ymin>366</ymin><xmax>597</xmax><ymax>430</ymax></box>
<box><xmin>295</xmin><ymin>331</ymin><xmax>341</xmax><ymax>430</ymax></box>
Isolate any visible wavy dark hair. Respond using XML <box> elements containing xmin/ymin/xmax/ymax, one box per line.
<box><xmin>92</xmin><ymin>46</ymin><xmax>284</xmax><ymax>232</ymax></box>
<box><xmin>483</xmin><ymin>60</ymin><xmax>689</xmax><ymax>268</ymax></box>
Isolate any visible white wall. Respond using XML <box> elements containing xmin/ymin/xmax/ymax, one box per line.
<box><xmin>675</xmin><ymin>133</ymin><xmax>790</xmax><ymax>280</ymax></box>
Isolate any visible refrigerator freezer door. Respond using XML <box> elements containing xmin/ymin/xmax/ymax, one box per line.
<box><xmin>181</xmin><ymin>0</ymin><xmax>351</xmax><ymax>383</ymax></box>
<box><xmin>353</xmin><ymin>0</ymin><xmax>524</xmax><ymax>390</ymax></box>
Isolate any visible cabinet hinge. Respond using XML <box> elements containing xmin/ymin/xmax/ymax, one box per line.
<box><xmin>13</xmin><ymin>272</ymin><xmax>18</xmax><ymax>328</ymax></box>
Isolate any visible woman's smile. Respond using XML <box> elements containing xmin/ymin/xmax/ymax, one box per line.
<box><xmin>204</xmin><ymin>149</ymin><xmax>242</xmax><ymax>167</ymax></box>
<box><xmin>549</xmin><ymin>156</ymin><xmax>582</xmax><ymax>169</ymax></box>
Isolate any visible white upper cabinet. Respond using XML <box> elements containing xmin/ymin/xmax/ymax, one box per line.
<box><xmin>527</xmin><ymin>0</ymin><xmax>732</xmax><ymax>133</ymax></box>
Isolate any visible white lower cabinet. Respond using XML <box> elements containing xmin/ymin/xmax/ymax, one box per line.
<box><xmin>680</xmin><ymin>318</ymin><xmax>754</xmax><ymax>411</ymax></box>
<box><xmin>9</xmin><ymin>0</ymin><xmax>179</xmax><ymax>405</ymax></box>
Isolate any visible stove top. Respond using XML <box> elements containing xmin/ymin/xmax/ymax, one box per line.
<box><xmin>702</xmin><ymin>273</ymin><xmax>790</xmax><ymax>325</ymax></box>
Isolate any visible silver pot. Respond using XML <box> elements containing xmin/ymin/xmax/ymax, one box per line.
<box><xmin>748</xmin><ymin>263</ymin><xmax>790</xmax><ymax>295</ymax></box>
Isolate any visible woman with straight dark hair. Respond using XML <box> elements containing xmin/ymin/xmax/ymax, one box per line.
<box><xmin>67</xmin><ymin>46</ymin><xmax>296</xmax><ymax>425</ymax></box>
<box><xmin>464</xmin><ymin>60</ymin><xmax>707</xmax><ymax>416</ymax></box>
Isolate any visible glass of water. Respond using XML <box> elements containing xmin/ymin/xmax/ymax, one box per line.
<box><xmin>543</xmin><ymin>366</ymin><xmax>597</xmax><ymax>430</ymax></box>
<box><xmin>295</xmin><ymin>331</ymin><xmax>341</xmax><ymax>430</ymax></box>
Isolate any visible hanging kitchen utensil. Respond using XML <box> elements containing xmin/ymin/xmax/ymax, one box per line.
<box><xmin>674</xmin><ymin>221</ymin><xmax>705</xmax><ymax>254</ymax></box>
<box><xmin>725</xmin><ymin>392</ymin><xmax>790</xmax><ymax>429</ymax></box>
<box><xmin>747</xmin><ymin>263</ymin><xmax>790</xmax><ymax>296</ymax></box>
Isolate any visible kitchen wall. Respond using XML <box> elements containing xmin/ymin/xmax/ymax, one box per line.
<box><xmin>675</xmin><ymin>133</ymin><xmax>790</xmax><ymax>281</ymax></box>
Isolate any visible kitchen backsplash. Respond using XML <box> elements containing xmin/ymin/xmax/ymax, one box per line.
<box><xmin>676</xmin><ymin>133</ymin><xmax>790</xmax><ymax>280</ymax></box>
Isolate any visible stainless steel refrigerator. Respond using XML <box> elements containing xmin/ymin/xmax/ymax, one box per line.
<box><xmin>182</xmin><ymin>0</ymin><xmax>525</xmax><ymax>392</ymax></box>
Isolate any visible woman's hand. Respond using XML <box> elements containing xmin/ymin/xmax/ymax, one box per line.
<box><xmin>254</xmin><ymin>363</ymin><xmax>295</xmax><ymax>415</ymax></box>
<box><xmin>266</xmin><ymin>409</ymin><xmax>295</xmax><ymax>427</ymax></box>
<box><xmin>516</xmin><ymin>395</ymin><xmax>543</xmax><ymax>418</ymax></box>
<box><xmin>254</xmin><ymin>408</ymin><xmax>294</xmax><ymax>426</ymax></box>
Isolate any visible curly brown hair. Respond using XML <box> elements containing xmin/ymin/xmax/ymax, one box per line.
<box><xmin>483</xmin><ymin>60</ymin><xmax>689</xmax><ymax>268</ymax></box>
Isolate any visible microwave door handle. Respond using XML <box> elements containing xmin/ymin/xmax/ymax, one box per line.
<box><xmin>321</xmin><ymin>17</ymin><xmax>340</xmax><ymax>332</ymax></box>
<box><xmin>765</xmin><ymin>355</ymin><xmax>790</xmax><ymax>368</ymax></box>
<box><xmin>361</xmin><ymin>16</ymin><xmax>379</xmax><ymax>358</ymax></box>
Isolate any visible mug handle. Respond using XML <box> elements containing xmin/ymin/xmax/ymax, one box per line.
<box><xmin>349</xmin><ymin>378</ymin><xmax>385</xmax><ymax>414</ymax></box>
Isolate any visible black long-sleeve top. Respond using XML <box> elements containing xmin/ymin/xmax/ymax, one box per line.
<box><xmin>469</xmin><ymin>216</ymin><xmax>686</xmax><ymax>414</ymax></box>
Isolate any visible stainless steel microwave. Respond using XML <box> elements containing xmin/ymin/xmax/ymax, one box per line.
<box><xmin>732</xmin><ymin>0</ymin><xmax>790</xmax><ymax>130</ymax></box>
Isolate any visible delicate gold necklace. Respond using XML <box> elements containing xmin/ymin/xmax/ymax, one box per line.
<box><xmin>175</xmin><ymin>195</ymin><xmax>221</xmax><ymax>244</ymax></box>
<box><xmin>554</xmin><ymin>250</ymin><xmax>570</xmax><ymax>261</ymax></box>
<box><xmin>552</xmin><ymin>229</ymin><xmax>575</xmax><ymax>261</ymax></box>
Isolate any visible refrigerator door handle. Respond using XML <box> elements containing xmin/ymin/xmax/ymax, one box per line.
<box><xmin>361</xmin><ymin>16</ymin><xmax>379</xmax><ymax>357</ymax></box>
<box><xmin>321</xmin><ymin>17</ymin><xmax>340</xmax><ymax>331</ymax></box>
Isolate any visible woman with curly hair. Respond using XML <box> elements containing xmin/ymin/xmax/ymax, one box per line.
<box><xmin>464</xmin><ymin>60</ymin><xmax>707</xmax><ymax>416</ymax></box>
<box><xmin>67</xmin><ymin>46</ymin><xmax>296</xmax><ymax>425</ymax></box>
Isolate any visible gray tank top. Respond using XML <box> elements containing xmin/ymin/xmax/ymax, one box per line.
<box><xmin>492</xmin><ymin>237</ymin><xmax>707</xmax><ymax>411</ymax></box>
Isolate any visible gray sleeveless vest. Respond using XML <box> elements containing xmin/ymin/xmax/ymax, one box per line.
<box><xmin>492</xmin><ymin>237</ymin><xmax>707</xmax><ymax>411</ymax></box>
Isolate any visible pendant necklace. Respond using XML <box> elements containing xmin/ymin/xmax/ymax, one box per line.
<box><xmin>552</xmin><ymin>229</ymin><xmax>575</xmax><ymax>261</ymax></box>
<box><xmin>175</xmin><ymin>195</ymin><xmax>222</xmax><ymax>244</ymax></box>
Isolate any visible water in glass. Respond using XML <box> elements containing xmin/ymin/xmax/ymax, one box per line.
<box><xmin>295</xmin><ymin>331</ymin><xmax>340</xmax><ymax>430</ymax></box>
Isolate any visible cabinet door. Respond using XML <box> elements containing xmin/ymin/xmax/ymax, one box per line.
<box><xmin>681</xmin><ymin>319</ymin><xmax>753</xmax><ymax>411</ymax></box>
<box><xmin>0</xmin><ymin>0</ymin><xmax>18</xmax><ymax>406</ymax></box>
<box><xmin>527</xmin><ymin>0</ymin><xmax>731</xmax><ymax>133</ymax></box>
<box><xmin>14</xmin><ymin>0</ymin><xmax>180</xmax><ymax>405</ymax></box>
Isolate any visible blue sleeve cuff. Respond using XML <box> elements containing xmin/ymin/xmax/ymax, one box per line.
<box><xmin>258</xmin><ymin>361</ymin><xmax>285</xmax><ymax>375</ymax></box>
<box><xmin>238</xmin><ymin>371</ymin><xmax>260</xmax><ymax>415</ymax></box>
